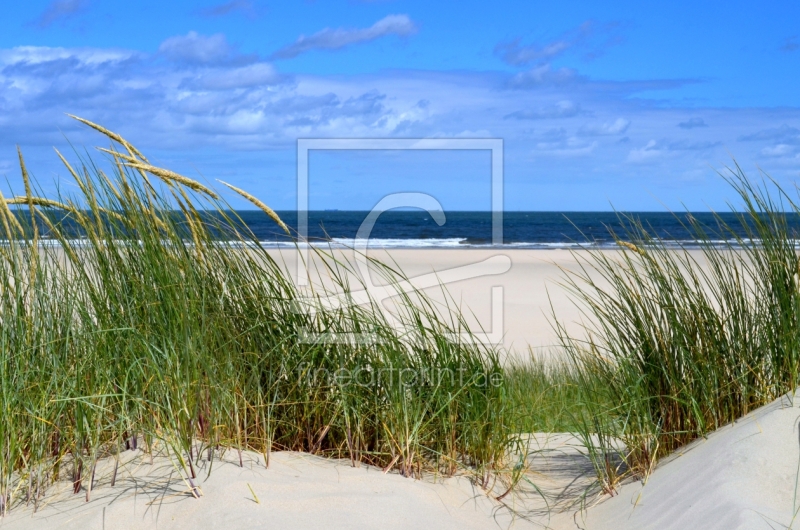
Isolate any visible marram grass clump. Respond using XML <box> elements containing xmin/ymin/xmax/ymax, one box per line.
<box><xmin>0</xmin><ymin>117</ymin><xmax>512</xmax><ymax>514</ymax></box>
<box><xmin>555</xmin><ymin>171</ymin><xmax>800</xmax><ymax>493</ymax></box>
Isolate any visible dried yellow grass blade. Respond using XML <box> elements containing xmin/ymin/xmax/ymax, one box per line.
<box><xmin>0</xmin><ymin>190</ymin><xmax>23</xmax><ymax>237</ymax></box>
<box><xmin>124</xmin><ymin>163</ymin><xmax>219</xmax><ymax>200</ymax></box>
<box><xmin>98</xmin><ymin>208</ymin><xmax>127</xmax><ymax>225</ymax></box>
<box><xmin>55</xmin><ymin>149</ymin><xmax>123</xmax><ymax>230</ymax></box>
<box><xmin>68</xmin><ymin>115</ymin><xmax>150</xmax><ymax>163</ymax></box>
<box><xmin>178</xmin><ymin>186</ymin><xmax>203</xmax><ymax>223</ymax></box>
<box><xmin>151</xmin><ymin>214</ymin><xmax>169</xmax><ymax>233</ymax></box>
<box><xmin>217</xmin><ymin>180</ymin><xmax>289</xmax><ymax>235</ymax></box>
<box><xmin>33</xmin><ymin>208</ymin><xmax>57</xmax><ymax>235</ymax></box>
<box><xmin>99</xmin><ymin>149</ymin><xmax>165</xmax><ymax>228</ymax></box>
<box><xmin>17</xmin><ymin>146</ymin><xmax>39</xmax><ymax>241</ymax></box>
<box><xmin>96</xmin><ymin>147</ymin><xmax>137</xmax><ymax>165</ymax></box>
<box><xmin>98</xmin><ymin>146</ymin><xmax>160</xmax><ymax>201</ymax></box>
<box><xmin>17</xmin><ymin>146</ymin><xmax>38</xmax><ymax>291</ymax></box>
<box><xmin>5</xmin><ymin>196</ymin><xmax>128</xmax><ymax>227</ymax></box>
<box><xmin>54</xmin><ymin>148</ymin><xmax>81</xmax><ymax>182</ymax></box>
<box><xmin>83</xmin><ymin>149</ymin><xmax>126</xmax><ymax>201</ymax></box>
<box><xmin>6</xmin><ymin>197</ymin><xmax>73</xmax><ymax>210</ymax></box>
<box><xmin>169</xmin><ymin>187</ymin><xmax>206</xmax><ymax>262</ymax></box>
<box><xmin>98</xmin><ymin>170</ymin><xmax>124</xmax><ymax>202</ymax></box>
<box><xmin>63</xmin><ymin>158</ymin><xmax>94</xmax><ymax>205</ymax></box>
<box><xmin>17</xmin><ymin>147</ymin><xmax>32</xmax><ymax>198</ymax></box>
<box><xmin>617</xmin><ymin>240</ymin><xmax>646</xmax><ymax>256</ymax></box>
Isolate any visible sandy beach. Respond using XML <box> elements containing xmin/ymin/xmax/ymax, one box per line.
<box><xmin>267</xmin><ymin>247</ymin><xmax>718</xmax><ymax>361</ymax></box>
<box><xmin>8</xmin><ymin>393</ymin><xmax>800</xmax><ymax>530</ymax></box>
<box><xmin>267</xmin><ymin>247</ymin><xmax>602</xmax><ymax>360</ymax></box>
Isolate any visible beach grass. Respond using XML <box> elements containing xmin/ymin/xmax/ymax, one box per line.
<box><xmin>0</xmin><ymin>118</ymin><xmax>513</xmax><ymax>514</ymax></box>
<box><xmin>552</xmin><ymin>168</ymin><xmax>800</xmax><ymax>491</ymax></box>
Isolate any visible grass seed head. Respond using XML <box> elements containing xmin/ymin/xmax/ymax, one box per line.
<box><xmin>68</xmin><ymin>115</ymin><xmax>150</xmax><ymax>163</ymax></box>
<box><xmin>617</xmin><ymin>240</ymin><xmax>646</xmax><ymax>256</ymax></box>
<box><xmin>124</xmin><ymin>163</ymin><xmax>219</xmax><ymax>200</ymax></box>
<box><xmin>217</xmin><ymin>180</ymin><xmax>290</xmax><ymax>235</ymax></box>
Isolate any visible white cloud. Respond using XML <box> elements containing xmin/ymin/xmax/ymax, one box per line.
<box><xmin>536</xmin><ymin>139</ymin><xmax>598</xmax><ymax>156</ymax></box>
<box><xmin>627</xmin><ymin>140</ymin><xmax>664</xmax><ymax>163</ymax></box>
<box><xmin>453</xmin><ymin>129</ymin><xmax>494</xmax><ymax>138</ymax></box>
<box><xmin>181</xmin><ymin>63</ymin><xmax>280</xmax><ymax>90</ymax></box>
<box><xmin>761</xmin><ymin>144</ymin><xmax>798</xmax><ymax>157</ymax></box>
<box><xmin>495</xmin><ymin>20</ymin><xmax>623</xmax><ymax>66</ymax></box>
<box><xmin>739</xmin><ymin>124</ymin><xmax>800</xmax><ymax>144</ymax></box>
<box><xmin>0</xmin><ymin>46</ymin><xmax>136</xmax><ymax>66</ymax></box>
<box><xmin>158</xmin><ymin>32</ymin><xmax>245</xmax><ymax>65</ymax></box>
<box><xmin>667</xmin><ymin>139</ymin><xmax>720</xmax><ymax>151</ymax></box>
<box><xmin>507</xmin><ymin>64</ymin><xmax>579</xmax><ymax>88</ymax></box>
<box><xmin>622</xmin><ymin>138</ymin><xmax>721</xmax><ymax>161</ymax></box>
<box><xmin>271</xmin><ymin>14</ymin><xmax>417</xmax><ymax>60</ymax></box>
<box><xmin>530</xmin><ymin>128</ymin><xmax>598</xmax><ymax>156</ymax></box>
<box><xmin>504</xmin><ymin>100</ymin><xmax>583</xmax><ymax>120</ymax></box>
<box><xmin>496</xmin><ymin>38</ymin><xmax>571</xmax><ymax>67</ymax></box>
<box><xmin>678</xmin><ymin>117</ymin><xmax>708</xmax><ymax>129</ymax></box>
<box><xmin>579</xmin><ymin>118</ymin><xmax>630</xmax><ymax>136</ymax></box>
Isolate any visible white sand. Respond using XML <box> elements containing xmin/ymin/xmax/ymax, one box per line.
<box><xmin>571</xmin><ymin>392</ymin><xmax>800</xmax><ymax>530</ymax></box>
<box><xmin>0</xmin><ymin>449</ymin><xmax>528</xmax><ymax>530</ymax></box>
<box><xmin>1</xmin><ymin>433</ymin><xmax>608</xmax><ymax>530</ymax></box>
<box><xmin>268</xmin><ymin>247</ymin><xmax>604</xmax><ymax>360</ymax></box>
<box><xmin>269</xmin><ymin>247</ymin><xmax>714</xmax><ymax>362</ymax></box>
<box><xmin>9</xmin><ymin>395</ymin><xmax>800</xmax><ymax>530</ymax></box>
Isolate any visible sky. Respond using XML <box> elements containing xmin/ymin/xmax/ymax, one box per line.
<box><xmin>0</xmin><ymin>0</ymin><xmax>799</xmax><ymax>211</ymax></box>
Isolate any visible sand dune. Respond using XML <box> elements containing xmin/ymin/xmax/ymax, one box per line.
<box><xmin>1</xmin><ymin>449</ymin><xmax>531</xmax><ymax>530</ymax></box>
<box><xmin>1</xmin><ymin>434</ymin><xmax>608</xmax><ymax>530</ymax></box>
<box><xmin>8</xmin><ymin>392</ymin><xmax>800</xmax><ymax>530</ymax></box>
<box><xmin>570</xmin><ymin>392</ymin><xmax>800</xmax><ymax>530</ymax></box>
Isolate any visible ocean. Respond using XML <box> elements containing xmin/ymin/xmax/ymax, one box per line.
<box><xmin>234</xmin><ymin>211</ymin><xmax>800</xmax><ymax>249</ymax></box>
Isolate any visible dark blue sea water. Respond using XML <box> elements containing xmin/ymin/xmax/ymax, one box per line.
<box><xmin>235</xmin><ymin>211</ymin><xmax>800</xmax><ymax>249</ymax></box>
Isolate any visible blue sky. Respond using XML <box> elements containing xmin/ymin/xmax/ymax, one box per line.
<box><xmin>1</xmin><ymin>0</ymin><xmax>799</xmax><ymax>210</ymax></box>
